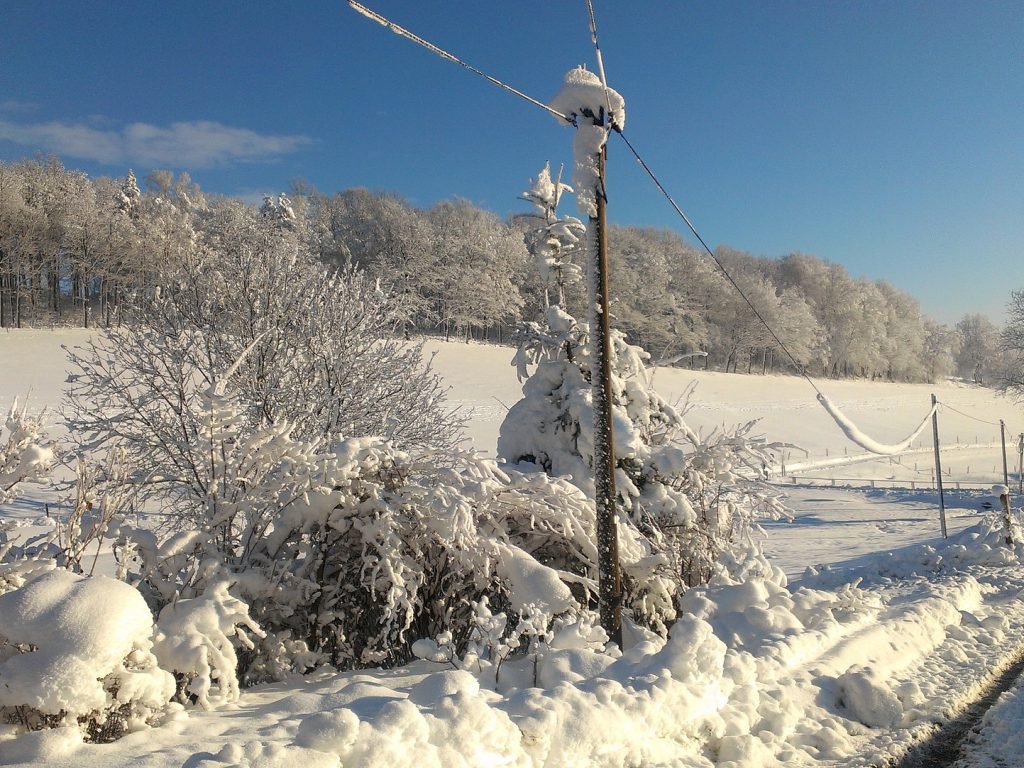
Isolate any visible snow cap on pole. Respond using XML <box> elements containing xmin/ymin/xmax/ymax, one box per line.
<box><xmin>549</xmin><ymin>66</ymin><xmax>626</xmax><ymax>129</ymax></box>
<box><xmin>550</xmin><ymin>68</ymin><xmax>626</xmax><ymax>219</ymax></box>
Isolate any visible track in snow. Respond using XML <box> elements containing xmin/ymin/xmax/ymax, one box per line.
<box><xmin>891</xmin><ymin>644</ymin><xmax>1024</xmax><ymax>767</ymax></box>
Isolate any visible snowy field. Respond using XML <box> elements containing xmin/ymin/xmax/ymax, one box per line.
<box><xmin>3</xmin><ymin>328</ymin><xmax>1024</xmax><ymax>766</ymax></box>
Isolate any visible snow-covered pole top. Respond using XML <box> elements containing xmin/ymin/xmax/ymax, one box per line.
<box><xmin>548</xmin><ymin>66</ymin><xmax>626</xmax><ymax>131</ymax></box>
<box><xmin>549</xmin><ymin>67</ymin><xmax>627</xmax><ymax>219</ymax></box>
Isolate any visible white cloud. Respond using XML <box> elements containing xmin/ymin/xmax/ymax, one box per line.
<box><xmin>0</xmin><ymin>118</ymin><xmax>312</xmax><ymax>168</ymax></box>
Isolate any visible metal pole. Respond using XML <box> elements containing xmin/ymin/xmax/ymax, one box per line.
<box><xmin>590</xmin><ymin>112</ymin><xmax>622</xmax><ymax>647</ymax></box>
<box><xmin>1001</xmin><ymin>419</ymin><xmax>1009</xmax><ymax>488</ymax></box>
<box><xmin>931</xmin><ymin>394</ymin><xmax>947</xmax><ymax>538</ymax></box>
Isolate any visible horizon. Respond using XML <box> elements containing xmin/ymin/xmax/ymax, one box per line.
<box><xmin>2</xmin><ymin>1</ymin><xmax>1021</xmax><ymax>324</ymax></box>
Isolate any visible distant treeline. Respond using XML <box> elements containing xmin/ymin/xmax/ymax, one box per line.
<box><xmin>0</xmin><ymin>155</ymin><xmax>1006</xmax><ymax>383</ymax></box>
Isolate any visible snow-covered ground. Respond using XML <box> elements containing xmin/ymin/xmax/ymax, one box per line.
<box><xmin>3</xmin><ymin>328</ymin><xmax>1024</xmax><ymax>767</ymax></box>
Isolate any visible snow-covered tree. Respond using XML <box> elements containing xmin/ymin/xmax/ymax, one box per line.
<box><xmin>922</xmin><ymin>319</ymin><xmax>960</xmax><ymax>382</ymax></box>
<box><xmin>259</xmin><ymin>193</ymin><xmax>297</xmax><ymax>230</ymax></box>
<box><xmin>516</xmin><ymin>162</ymin><xmax>585</xmax><ymax>309</ymax></box>
<box><xmin>426</xmin><ymin>199</ymin><xmax>527</xmax><ymax>340</ymax></box>
<box><xmin>998</xmin><ymin>289</ymin><xmax>1024</xmax><ymax>397</ymax></box>
<box><xmin>956</xmin><ymin>313</ymin><xmax>1000</xmax><ymax>384</ymax></box>
<box><xmin>116</xmin><ymin>170</ymin><xmax>141</xmax><ymax>219</ymax></box>
<box><xmin>499</xmin><ymin>165</ymin><xmax>785</xmax><ymax>632</ymax></box>
<box><xmin>65</xmin><ymin>204</ymin><xmax>464</xmax><ymax>516</ymax></box>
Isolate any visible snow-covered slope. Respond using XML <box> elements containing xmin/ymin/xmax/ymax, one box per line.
<box><xmin>3</xmin><ymin>329</ymin><xmax>1024</xmax><ymax>767</ymax></box>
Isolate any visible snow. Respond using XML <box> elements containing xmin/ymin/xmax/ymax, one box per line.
<box><xmin>0</xmin><ymin>569</ymin><xmax>173</xmax><ymax>722</ymax></box>
<box><xmin>816</xmin><ymin>393</ymin><xmax>936</xmax><ymax>456</ymax></box>
<box><xmin>549</xmin><ymin>67</ymin><xmax>626</xmax><ymax>218</ymax></box>
<box><xmin>3</xmin><ymin>329</ymin><xmax>1024</xmax><ymax>766</ymax></box>
<box><xmin>152</xmin><ymin>581</ymin><xmax>265</xmax><ymax>709</ymax></box>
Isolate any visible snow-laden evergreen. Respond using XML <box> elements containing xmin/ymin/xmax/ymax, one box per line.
<box><xmin>500</xmin><ymin>164</ymin><xmax>786</xmax><ymax>631</ymax></box>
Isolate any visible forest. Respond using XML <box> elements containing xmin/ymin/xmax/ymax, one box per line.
<box><xmin>0</xmin><ymin>154</ymin><xmax>1014</xmax><ymax>385</ymax></box>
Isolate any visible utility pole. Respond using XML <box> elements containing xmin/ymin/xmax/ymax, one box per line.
<box><xmin>588</xmin><ymin>107</ymin><xmax>623</xmax><ymax>647</ymax></box>
<box><xmin>931</xmin><ymin>394</ymin><xmax>947</xmax><ymax>538</ymax></box>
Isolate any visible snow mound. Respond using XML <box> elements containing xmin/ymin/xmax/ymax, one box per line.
<box><xmin>0</xmin><ymin>570</ymin><xmax>173</xmax><ymax>729</ymax></box>
<box><xmin>837</xmin><ymin>665</ymin><xmax>902</xmax><ymax>728</ymax></box>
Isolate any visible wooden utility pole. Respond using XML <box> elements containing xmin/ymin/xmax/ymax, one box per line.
<box><xmin>1001</xmin><ymin>419</ymin><xmax>1010</xmax><ymax>488</ymax></box>
<box><xmin>931</xmin><ymin>394</ymin><xmax>947</xmax><ymax>538</ymax></box>
<box><xmin>589</xmin><ymin>108</ymin><xmax>623</xmax><ymax>647</ymax></box>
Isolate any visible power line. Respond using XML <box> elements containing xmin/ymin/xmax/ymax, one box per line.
<box><xmin>347</xmin><ymin>1</ymin><xmax>574</xmax><ymax>125</ymax></box>
<box><xmin>614</xmin><ymin>129</ymin><xmax>824</xmax><ymax>397</ymax></box>
<box><xmin>936</xmin><ymin>400</ymin><xmax>1003</xmax><ymax>428</ymax></box>
<box><xmin>584</xmin><ymin>0</ymin><xmax>618</xmax><ymax>130</ymax></box>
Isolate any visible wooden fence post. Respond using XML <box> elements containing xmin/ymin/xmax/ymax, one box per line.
<box><xmin>1000</xmin><ymin>420</ymin><xmax>1009</xmax><ymax>487</ymax></box>
<box><xmin>931</xmin><ymin>394</ymin><xmax>947</xmax><ymax>538</ymax></box>
<box><xmin>998</xmin><ymin>485</ymin><xmax>1014</xmax><ymax>547</ymax></box>
<box><xmin>1018</xmin><ymin>433</ymin><xmax>1023</xmax><ymax>496</ymax></box>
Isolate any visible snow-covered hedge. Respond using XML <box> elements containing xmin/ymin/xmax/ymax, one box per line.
<box><xmin>122</xmin><ymin>379</ymin><xmax>602</xmax><ymax>673</ymax></box>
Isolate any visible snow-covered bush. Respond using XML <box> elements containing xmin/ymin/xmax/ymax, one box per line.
<box><xmin>227</xmin><ymin>439</ymin><xmax>594</xmax><ymax>670</ymax></box>
<box><xmin>112</xmin><ymin>368</ymin><xmax>599</xmax><ymax>674</ymax></box>
<box><xmin>499</xmin><ymin>163</ymin><xmax>785</xmax><ymax>631</ymax></box>
<box><xmin>0</xmin><ymin>401</ymin><xmax>59</xmax><ymax>594</ymax></box>
<box><xmin>1</xmin><ymin>447</ymin><xmax>146</xmax><ymax>595</ymax></box>
<box><xmin>64</xmin><ymin>204</ymin><xmax>463</xmax><ymax>518</ymax></box>
<box><xmin>152</xmin><ymin>581</ymin><xmax>264</xmax><ymax>708</ymax></box>
<box><xmin>0</xmin><ymin>400</ymin><xmax>54</xmax><ymax>505</ymax></box>
<box><xmin>56</xmin><ymin>447</ymin><xmax>140</xmax><ymax>575</ymax></box>
<box><xmin>0</xmin><ymin>570</ymin><xmax>174</xmax><ymax>741</ymax></box>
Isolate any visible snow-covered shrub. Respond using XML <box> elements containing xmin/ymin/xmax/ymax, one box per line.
<box><xmin>0</xmin><ymin>401</ymin><xmax>59</xmax><ymax>594</ymax></box>
<box><xmin>114</xmin><ymin>369</ymin><xmax>599</xmax><ymax>674</ymax></box>
<box><xmin>64</xmin><ymin>203</ymin><xmax>463</xmax><ymax>518</ymax></box>
<box><xmin>499</xmin><ymin>164</ymin><xmax>786</xmax><ymax>632</ymax></box>
<box><xmin>2</xmin><ymin>447</ymin><xmax>144</xmax><ymax>594</ymax></box>
<box><xmin>55</xmin><ymin>447</ymin><xmax>140</xmax><ymax>575</ymax></box>
<box><xmin>227</xmin><ymin>440</ymin><xmax>596</xmax><ymax>670</ymax></box>
<box><xmin>0</xmin><ymin>399</ymin><xmax>54</xmax><ymax>505</ymax></box>
<box><xmin>152</xmin><ymin>581</ymin><xmax>264</xmax><ymax>708</ymax></box>
<box><xmin>0</xmin><ymin>570</ymin><xmax>174</xmax><ymax>741</ymax></box>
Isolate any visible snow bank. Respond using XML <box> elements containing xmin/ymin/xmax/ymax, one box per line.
<box><xmin>0</xmin><ymin>570</ymin><xmax>173</xmax><ymax>731</ymax></box>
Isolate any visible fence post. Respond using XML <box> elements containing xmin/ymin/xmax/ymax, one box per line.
<box><xmin>931</xmin><ymin>394</ymin><xmax>947</xmax><ymax>538</ymax></box>
<box><xmin>1001</xmin><ymin>420</ymin><xmax>1010</xmax><ymax>488</ymax></box>
<box><xmin>1018</xmin><ymin>433</ymin><xmax>1023</xmax><ymax>495</ymax></box>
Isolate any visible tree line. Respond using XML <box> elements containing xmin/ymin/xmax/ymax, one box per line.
<box><xmin>0</xmin><ymin>154</ymin><xmax>1014</xmax><ymax>384</ymax></box>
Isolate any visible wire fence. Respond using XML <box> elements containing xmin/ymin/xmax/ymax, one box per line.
<box><xmin>778</xmin><ymin>476</ymin><xmax>1012</xmax><ymax>491</ymax></box>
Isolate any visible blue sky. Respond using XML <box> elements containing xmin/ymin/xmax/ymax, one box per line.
<box><xmin>1</xmin><ymin>1</ymin><xmax>1021</xmax><ymax>323</ymax></box>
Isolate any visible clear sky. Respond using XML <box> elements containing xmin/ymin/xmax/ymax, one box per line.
<box><xmin>1</xmin><ymin>1</ymin><xmax>1021</xmax><ymax>323</ymax></box>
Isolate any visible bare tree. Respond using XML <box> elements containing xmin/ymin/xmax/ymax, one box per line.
<box><xmin>65</xmin><ymin>203</ymin><xmax>464</xmax><ymax>514</ymax></box>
